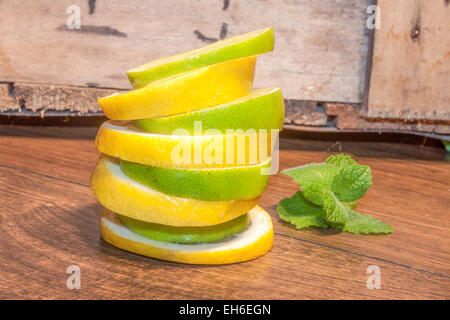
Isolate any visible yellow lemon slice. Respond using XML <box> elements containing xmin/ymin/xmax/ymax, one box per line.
<box><xmin>90</xmin><ymin>156</ymin><xmax>259</xmax><ymax>226</ymax></box>
<box><xmin>95</xmin><ymin>121</ymin><xmax>274</xmax><ymax>169</ymax></box>
<box><xmin>98</xmin><ymin>56</ymin><xmax>256</xmax><ymax>120</ymax></box>
<box><xmin>100</xmin><ymin>206</ymin><xmax>273</xmax><ymax>265</ymax></box>
<box><xmin>127</xmin><ymin>28</ymin><xmax>274</xmax><ymax>88</ymax></box>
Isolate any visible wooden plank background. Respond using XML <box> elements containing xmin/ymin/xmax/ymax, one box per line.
<box><xmin>1</xmin><ymin>0</ymin><xmax>449</xmax><ymax>134</ymax></box>
<box><xmin>0</xmin><ymin>0</ymin><xmax>370</xmax><ymax>103</ymax></box>
<box><xmin>367</xmin><ymin>0</ymin><xmax>450</xmax><ymax>121</ymax></box>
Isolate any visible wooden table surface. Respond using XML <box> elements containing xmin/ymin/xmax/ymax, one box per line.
<box><xmin>0</xmin><ymin>125</ymin><xmax>449</xmax><ymax>299</ymax></box>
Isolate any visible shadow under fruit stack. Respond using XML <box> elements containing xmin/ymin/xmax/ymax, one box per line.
<box><xmin>90</xmin><ymin>28</ymin><xmax>285</xmax><ymax>264</ymax></box>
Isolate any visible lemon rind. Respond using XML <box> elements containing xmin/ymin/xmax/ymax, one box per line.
<box><xmin>100</xmin><ymin>206</ymin><xmax>273</xmax><ymax>265</ymax></box>
<box><xmin>99</xmin><ymin>57</ymin><xmax>256</xmax><ymax>120</ymax></box>
<box><xmin>90</xmin><ymin>156</ymin><xmax>259</xmax><ymax>226</ymax></box>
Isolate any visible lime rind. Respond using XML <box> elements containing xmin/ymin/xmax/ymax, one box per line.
<box><xmin>98</xmin><ymin>57</ymin><xmax>256</xmax><ymax>120</ymax></box>
<box><xmin>133</xmin><ymin>88</ymin><xmax>285</xmax><ymax>135</ymax></box>
<box><xmin>127</xmin><ymin>28</ymin><xmax>274</xmax><ymax>88</ymax></box>
<box><xmin>90</xmin><ymin>156</ymin><xmax>259</xmax><ymax>226</ymax></box>
<box><xmin>118</xmin><ymin>213</ymin><xmax>249</xmax><ymax>244</ymax></box>
<box><xmin>120</xmin><ymin>159</ymin><xmax>271</xmax><ymax>201</ymax></box>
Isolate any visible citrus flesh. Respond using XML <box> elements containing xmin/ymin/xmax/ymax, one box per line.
<box><xmin>133</xmin><ymin>88</ymin><xmax>285</xmax><ymax>135</ymax></box>
<box><xmin>120</xmin><ymin>158</ymin><xmax>271</xmax><ymax>201</ymax></box>
<box><xmin>95</xmin><ymin>121</ymin><xmax>274</xmax><ymax>169</ymax></box>
<box><xmin>118</xmin><ymin>213</ymin><xmax>249</xmax><ymax>244</ymax></box>
<box><xmin>100</xmin><ymin>206</ymin><xmax>273</xmax><ymax>264</ymax></box>
<box><xmin>127</xmin><ymin>28</ymin><xmax>274</xmax><ymax>89</ymax></box>
<box><xmin>90</xmin><ymin>156</ymin><xmax>259</xmax><ymax>226</ymax></box>
<box><xmin>98</xmin><ymin>56</ymin><xmax>256</xmax><ymax>120</ymax></box>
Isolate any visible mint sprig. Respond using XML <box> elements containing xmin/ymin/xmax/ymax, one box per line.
<box><xmin>343</xmin><ymin>210</ymin><xmax>393</xmax><ymax>234</ymax></box>
<box><xmin>278</xmin><ymin>192</ymin><xmax>328</xmax><ymax>229</ymax></box>
<box><xmin>278</xmin><ymin>154</ymin><xmax>392</xmax><ymax>235</ymax></box>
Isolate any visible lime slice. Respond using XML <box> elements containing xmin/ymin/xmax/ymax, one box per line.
<box><xmin>134</xmin><ymin>88</ymin><xmax>285</xmax><ymax>135</ymax></box>
<box><xmin>90</xmin><ymin>156</ymin><xmax>259</xmax><ymax>226</ymax></box>
<box><xmin>120</xmin><ymin>158</ymin><xmax>271</xmax><ymax>201</ymax></box>
<box><xmin>98</xmin><ymin>56</ymin><xmax>255</xmax><ymax>120</ymax></box>
<box><xmin>117</xmin><ymin>213</ymin><xmax>249</xmax><ymax>244</ymax></box>
<box><xmin>127</xmin><ymin>28</ymin><xmax>274</xmax><ymax>88</ymax></box>
<box><xmin>100</xmin><ymin>206</ymin><xmax>273</xmax><ymax>264</ymax></box>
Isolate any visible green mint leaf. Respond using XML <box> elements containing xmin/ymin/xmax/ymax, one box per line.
<box><xmin>331</xmin><ymin>165</ymin><xmax>372</xmax><ymax>202</ymax></box>
<box><xmin>282</xmin><ymin>163</ymin><xmax>337</xmax><ymax>188</ymax></box>
<box><xmin>280</xmin><ymin>154</ymin><xmax>392</xmax><ymax>235</ymax></box>
<box><xmin>277</xmin><ymin>192</ymin><xmax>328</xmax><ymax>229</ymax></box>
<box><xmin>325</xmin><ymin>154</ymin><xmax>357</xmax><ymax>168</ymax></box>
<box><xmin>343</xmin><ymin>200</ymin><xmax>358</xmax><ymax>209</ymax></box>
<box><xmin>343</xmin><ymin>210</ymin><xmax>393</xmax><ymax>234</ymax></box>
<box><xmin>301</xmin><ymin>182</ymin><xmax>325</xmax><ymax>206</ymax></box>
<box><xmin>323</xmin><ymin>190</ymin><xmax>350</xmax><ymax>224</ymax></box>
<box><xmin>282</xmin><ymin>163</ymin><xmax>338</xmax><ymax>204</ymax></box>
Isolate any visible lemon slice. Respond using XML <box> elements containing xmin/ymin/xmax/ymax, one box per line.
<box><xmin>120</xmin><ymin>158</ymin><xmax>271</xmax><ymax>201</ymax></box>
<box><xmin>90</xmin><ymin>156</ymin><xmax>259</xmax><ymax>226</ymax></box>
<box><xmin>98</xmin><ymin>57</ymin><xmax>256</xmax><ymax>120</ymax></box>
<box><xmin>134</xmin><ymin>88</ymin><xmax>285</xmax><ymax>135</ymax></box>
<box><xmin>127</xmin><ymin>28</ymin><xmax>274</xmax><ymax>88</ymax></box>
<box><xmin>100</xmin><ymin>206</ymin><xmax>273</xmax><ymax>264</ymax></box>
<box><xmin>95</xmin><ymin>121</ymin><xmax>274</xmax><ymax>169</ymax></box>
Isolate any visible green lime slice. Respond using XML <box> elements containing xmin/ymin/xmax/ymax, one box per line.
<box><xmin>133</xmin><ymin>88</ymin><xmax>284</xmax><ymax>135</ymax></box>
<box><xmin>118</xmin><ymin>213</ymin><xmax>249</xmax><ymax>244</ymax></box>
<box><xmin>127</xmin><ymin>28</ymin><xmax>274</xmax><ymax>88</ymax></box>
<box><xmin>120</xmin><ymin>159</ymin><xmax>271</xmax><ymax>201</ymax></box>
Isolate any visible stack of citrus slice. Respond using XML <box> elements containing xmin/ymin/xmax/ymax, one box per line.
<box><xmin>90</xmin><ymin>28</ymin><xmax>285</xmax><ymax>264</ymax></box>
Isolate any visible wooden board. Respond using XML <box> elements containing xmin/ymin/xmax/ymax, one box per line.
<box><xmin>0</xmin><ymin>125</ymin><xmax>449</xmax><ymax>299</ymax></box>
<box><xmin>0</xmin><ymin>0</ymin><xmax>370</xmax><ymax>102</ymax></box>
<box><xmin>2</xmin><ymin>89</ymin><xmax>450</xmax><ymax>136</ymax></box>
<box><xmin>0</xmin><ymin>83</ymin><xmax>18</xmax><ymax>111</ymax></box>
<box><xmin>0</xmin><ymin>83</ymin><xmax>118</xmax><ymax>115</ymax></box>
<box><xmin>367</xmin><ymin>0</ymin><xmax>450</xmax><ymax>120</ymax></box>
<box><xmin>326</xmin><ymin>103</ymin><xmax>450</xmax><ymax>135</ymax></box>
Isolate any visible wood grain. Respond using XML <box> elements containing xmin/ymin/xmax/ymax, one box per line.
<box><xmin>0</xmin><ymin>0</ymin><xmax>370</xmax><ymax>102</ymax></box>
<box><xmin>0</xmin><ymin>125</ymin><xmax>449</xmax><ymax>299</ymax></box>
<box><xmin>367</xmin><ymin>0</ymin><xmax>450</xmax><ymax>120</ymax></box>
<box><xmin>270</xmin><ymin>140</ymin><xmax>450</xmax><ymax>275</ymax></box>
<box><xmin>0</xmin><ymin>165</ymin><xmax>448</xmax><ymax>299</ymax></box>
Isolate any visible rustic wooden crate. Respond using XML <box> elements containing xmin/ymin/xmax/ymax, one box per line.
<box><xmin>0</xmin><ymin>0</ymin><xmax>448</xmax><ymax>137</ymax></box>
<box><xmin>366</xmin><ymin>0</ymin><xmax>450</xmax><ymax>122</ymax></box>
